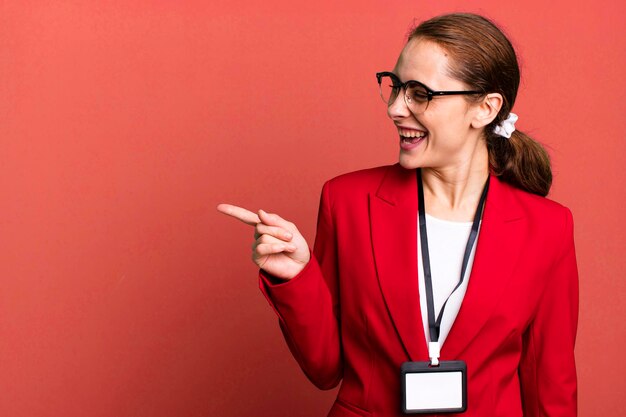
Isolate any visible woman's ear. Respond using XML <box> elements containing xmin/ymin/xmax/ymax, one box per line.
<box><xmin>471</xmin><ymin>93</ymin><xmax>503</xmax><ymax>129</ymax></box>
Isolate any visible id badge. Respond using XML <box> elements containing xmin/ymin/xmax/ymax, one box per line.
<box><xmin>400</xmin><ymin>360</ymin><xmax>467</xmax><ymax>414</ymax></box>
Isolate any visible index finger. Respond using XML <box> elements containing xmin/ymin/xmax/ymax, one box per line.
<box><xmin>216</xmin><ymin>203</ymin><xmax>261</xmax><ymax>226</ymax></box>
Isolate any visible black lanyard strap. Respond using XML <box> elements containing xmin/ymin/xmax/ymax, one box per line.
<box><xmin>417</xmin><ymin>168</ymin><xmax>490</xmax><ymax>353</ymax></box>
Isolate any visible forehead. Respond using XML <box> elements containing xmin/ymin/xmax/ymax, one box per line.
<box><xmin>393</xmin><ymin>39</ymin><xmax>461</xmax><ymax>89</ymax></box>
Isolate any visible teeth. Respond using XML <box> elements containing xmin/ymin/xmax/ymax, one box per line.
<box><xmin>398</xmin><ymin>128</ymin><xmax>427</xmax><ymax>138</ymax></box>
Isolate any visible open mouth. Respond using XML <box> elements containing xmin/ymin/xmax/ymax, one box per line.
<box><xmin>400</xmin><ymin>135</ymin><xmax>426</xmax><ymax>144</ymax></box>
<box><xmin>398</xmin><ymin>127</ymin><xmax>428</xmax><ymax>147</ymax></box>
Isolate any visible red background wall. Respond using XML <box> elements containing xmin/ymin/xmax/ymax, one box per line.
<box><xmin>0</xmin><ymin>1</ymin><xmax>624</xmax><ymax>416</ymax></box>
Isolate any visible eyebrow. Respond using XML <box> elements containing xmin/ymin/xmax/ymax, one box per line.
<box><xmin>389</xmin><ymin>71</ymin><xmax>434</xmax><ymax>90</ymax></box>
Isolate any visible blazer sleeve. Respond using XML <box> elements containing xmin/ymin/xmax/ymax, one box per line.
<box><xmin>258</xmin><ymin>180</ymin><xmax>342</xmax><ymax>390</ymax></box>
<box><xmin>519</xmin><ymin>206</ymin><xmax>579</xmax><ymax>416</ymax></box>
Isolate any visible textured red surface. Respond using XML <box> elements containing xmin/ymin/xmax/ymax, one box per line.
<box><xmin>0</xmin><ymin>1</ymin><xmax>623</xmax><ymax>416</ymax></box>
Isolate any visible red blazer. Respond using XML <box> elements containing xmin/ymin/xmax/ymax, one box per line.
<box><xmin>259</xmin><ymin>163</ymin><xmax>579</xmax><ymax>417</ymax></box>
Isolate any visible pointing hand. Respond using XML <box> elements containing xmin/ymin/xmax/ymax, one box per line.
<box><xmin>217</xmin><ymin>204</ymin><xmax>311</xmax><ymax>280</ymax></box>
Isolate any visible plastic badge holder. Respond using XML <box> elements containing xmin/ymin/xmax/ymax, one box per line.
<box><xmin>401</xmin><ymin>360</ymin><xmax>467</xmax><ymax>414</ymax></box>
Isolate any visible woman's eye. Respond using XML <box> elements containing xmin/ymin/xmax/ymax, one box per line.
<box><xmin>411</xmin><ymin>91</ymin><xmax>428</xmax><ymax>102</ymax></box>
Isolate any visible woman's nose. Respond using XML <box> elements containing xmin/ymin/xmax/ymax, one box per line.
<box><xmin>386</xmin><ymin>91</ymin><xmax>411</xmax><ymax>120</ymax></box>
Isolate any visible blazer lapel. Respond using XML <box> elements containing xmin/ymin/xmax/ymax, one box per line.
<box><xmin>441</xmin><ymin>173</ymin><xmax>525</xmax><ymax>360</ymax></box>
<box><xmin>369</xmin><ymin>164</ymin><xmax>427</xmax><ymax>361</ymax></box>
<box><xmin>369</xmin><ymin>164</ymin><xmax>525</xmax><ymax>362</ymax></box>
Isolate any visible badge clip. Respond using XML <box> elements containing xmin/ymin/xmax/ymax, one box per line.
<box><xmin>428</xmin><ymin>341</ymin><xmax>441</xmax><ymax>366</ymax></box>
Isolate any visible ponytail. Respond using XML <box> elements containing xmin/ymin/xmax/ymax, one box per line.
<box><xmin>486</xmin><ymin>129</ymin><xmax>552</xmax><ymax>196</ymax></box>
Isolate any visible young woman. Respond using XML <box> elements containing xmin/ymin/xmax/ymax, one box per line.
<box><xmin>218</xmin><ymin>13</ymin><xmax>578</xmax><ymax>417</ymax></box>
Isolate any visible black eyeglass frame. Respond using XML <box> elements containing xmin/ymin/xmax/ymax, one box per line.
<box><xmin>375</xmin><ymin>71</ymin><xmax>484</xmax><ymax>109</ymax></box>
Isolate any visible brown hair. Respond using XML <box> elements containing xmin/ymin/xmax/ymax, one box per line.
<box><xmin>408</xmin><ymin>13</ymin><xmax>552</xmax><ymax>196</ymax></box>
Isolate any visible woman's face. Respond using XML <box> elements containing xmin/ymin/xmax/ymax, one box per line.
<box><xmin>388</xmin><ymin>39</ymin><xmax>484</xmax><ymax>171</ymax></box>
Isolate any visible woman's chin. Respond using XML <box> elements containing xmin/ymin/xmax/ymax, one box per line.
<box><xmin>398</xmin><ymin>155</ymin><xmax>422</xmax><ymax>170</ymax></box>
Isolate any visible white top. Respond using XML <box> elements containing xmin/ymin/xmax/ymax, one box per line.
<box><xmin>417</xmin><ymin>213</ymin><xmax>481</xmax><ymax>348</ymax></box>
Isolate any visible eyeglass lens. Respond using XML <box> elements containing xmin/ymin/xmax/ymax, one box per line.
<box><xmin>379</xmin><ymin>75</ymin><xmax>429</xmax><ymax>113</ymax></box>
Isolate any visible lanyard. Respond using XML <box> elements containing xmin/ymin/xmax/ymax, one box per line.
<box><xmin>416</xmin><ymin>168</ymin><xmax>490</xmax><ymax>365</ymax></box>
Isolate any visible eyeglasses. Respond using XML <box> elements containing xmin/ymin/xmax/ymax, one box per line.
<box><xmin>375</xmin><ymin>71</ymin><xmax>484</xmax><ymax>114</ymax></box>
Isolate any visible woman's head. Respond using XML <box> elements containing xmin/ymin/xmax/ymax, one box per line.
<box><xmin>383</xmin><ymin>13</ymin><xmax>552</xmax><ymax>196</ymax></box>
<box><xmin>387</xmin><ymin>39</ymin><xmax>502</xmax><ymax>171</ymax></box>
<box><xmin>408</xmin><ymin>13</ymin><xmax>520</xmax><ymax>138</ymax></box>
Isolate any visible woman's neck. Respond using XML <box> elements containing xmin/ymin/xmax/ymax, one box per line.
<box><xmin>420</xmin><ymin>147</ymin><xmax>489</xmax><ymax>222</ymax></box>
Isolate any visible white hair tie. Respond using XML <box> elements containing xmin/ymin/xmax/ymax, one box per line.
<box><xmin>493</xmin><ymin>112</ymin><xmax>518</xmax><ymax>138</ymax></box>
